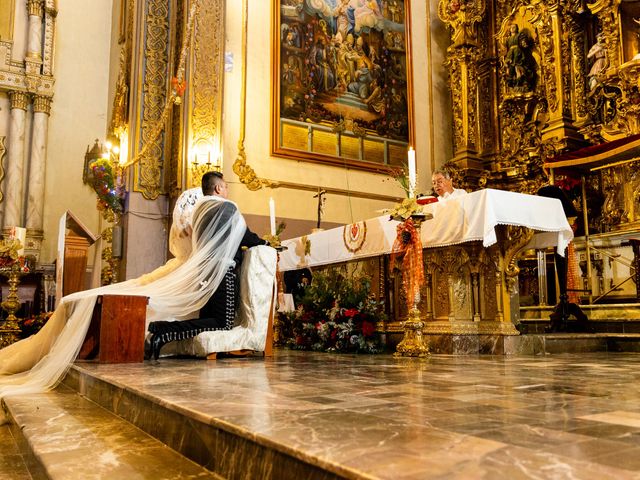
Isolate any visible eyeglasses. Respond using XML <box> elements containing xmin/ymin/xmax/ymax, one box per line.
<box><xmin>432</xmin><ymin>178</ymin><xmax>448</xmax><ymax>186</ymax></box>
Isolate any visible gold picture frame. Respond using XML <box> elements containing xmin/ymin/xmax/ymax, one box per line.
<box><xmin>272</xmin><ymin>0</ymin><xmax>414</xmax><ymax>172</ymax></box>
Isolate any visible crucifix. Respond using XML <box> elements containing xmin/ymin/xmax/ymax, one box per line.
<box><xmin>313</xmin><ymin>188</ymin><xmax>327</xmax><ymax>229</ymax></box>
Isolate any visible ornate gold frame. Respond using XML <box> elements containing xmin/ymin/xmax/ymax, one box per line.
<box><xmin>270</xmin><ymin>0</ymin><xmax>415</xmax><ymax>173</ymax></box>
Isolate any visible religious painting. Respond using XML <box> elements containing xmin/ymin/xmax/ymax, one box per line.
<box><xmin>272</xmin><ymin>0</ymin><xmax>413</xmax><ymax>171</ymax></box>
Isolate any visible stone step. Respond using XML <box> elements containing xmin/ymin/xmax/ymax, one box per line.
<box><xmin>61</xmin><ymin>364</ymin><xmax>348</xmax><ymax>480</ymax></box>
<box><xmin>3</xmin><ymin>385</ymin><xmax>223</xmax><ymax>479</ymax></box>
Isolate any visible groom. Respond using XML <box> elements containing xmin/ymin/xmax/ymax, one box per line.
<box><xmin>147</xmin><ymin>172</ymin><xmax>269</xmax><ymax>359</ymax></box>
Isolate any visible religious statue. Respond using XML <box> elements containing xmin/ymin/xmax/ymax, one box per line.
<box><xmin>504</xmin><ymin>24</ymin><xmax>538</xmax><ymax>92</ymax></box>
<box><xmin>587</xmin><ymin>34</ymin><xmax>607</xmax><ymax>91</ymax></box>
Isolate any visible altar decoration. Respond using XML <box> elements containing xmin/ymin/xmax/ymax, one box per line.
<box><xmin>389</xmin><ymin>214</ymin><xmax>429</xmax><ymax>357</ymax></box>
<box><xmin>262</xmin><ymin>222</ymin><xmax>286</xmax><ymax>248</ymax></box>
<box><xmin>278</xmin><ymin>271</ymin><xmax>386</xmax><ymax>353</ymax></box>
<box><xmin>89</xmin><ymin>156</ymin><xmax>125</xmax><ymax>284</ymax></box>
<box><xmin>0</xmin><ymin>238</ymin><xmax>30</xmax><ymax>348</ymax></box>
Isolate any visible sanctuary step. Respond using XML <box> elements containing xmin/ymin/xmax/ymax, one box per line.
<box><xmin>2</xmin><ymin>385</ymin><xmax>222</xmax><ymax>479</ymax></box>
<box><xmin>60</xmin><ymin>362</ymin><xmax>349</xmax><ymax>480</ymax></box>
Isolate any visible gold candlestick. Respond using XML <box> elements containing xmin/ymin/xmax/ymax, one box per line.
<box><xmin>0</xmin><ymin>263</ymin><xmax>25</xmax><ymax>348</ymax></box>
<box><xmin>393</xmin><ymin>213</ymin><xmax>430</xmax><ymax>358</ymax></box>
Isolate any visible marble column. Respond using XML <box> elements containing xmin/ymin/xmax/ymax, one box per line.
<box><xmin>25</xmin><ymin>0</ymin><xmax>44</xmax><ymax>75</ymax></box>
<box><xmin>25</xmin><ymin>96</ymin><xmax>51</xmax><ymax>259</ymax></box>
<box><xmin>3</xmin><ymin>91</ymin><xmax>30</xmax><ymax>232</ymax></box>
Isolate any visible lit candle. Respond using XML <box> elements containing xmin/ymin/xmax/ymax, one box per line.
<box><xmin>408</xmin><ymin>147</ymin><xmax>416</xmax><ymax>198</ymax></box>
<box><xmin>269</xmin><ymin>197</ymin><xmax>276</xmax><ymax>236</ymax></box>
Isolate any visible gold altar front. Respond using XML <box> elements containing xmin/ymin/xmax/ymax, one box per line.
<box><xmin>314</xmin><ymin>225</ymin><xmax>532</xmax><ymax>354</ymax></box>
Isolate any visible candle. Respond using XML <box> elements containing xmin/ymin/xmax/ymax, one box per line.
<box><xmin>408</xmin><ymin>147</ymin><xmax>416</xmax><ymax>198</ymax></box>
<box><xmin>269</xmin><ymin>197</ymin><xmax>276</xmax><ymax>236</ymax></box>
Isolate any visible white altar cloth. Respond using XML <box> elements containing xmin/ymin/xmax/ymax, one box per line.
<box><xmin>278</xmin><ymin>189</ymin><xmax>573</xmax><ymax>272</ymax></box>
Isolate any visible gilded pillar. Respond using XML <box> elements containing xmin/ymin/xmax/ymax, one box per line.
<box><xmin>438</xmin><ymin>0</ymin><xmax>486</xmax><ymax>178</ymax></box>
<box><xmin>3</xmin><ymin>91</ymin><xmax>30</xmax><ymax>231</ymax></box>
<box><xmin>537</xmin><ymin>4</ymin><xmax>583</xmax><ymax>148</ymax></box>
<box><xmin>26</xmin><ymin>0</ymin><xmax>44</xmax><ymax>75</ymax></box>
<box><xmin>25</xmin><ymin>95</ymin><xmax>51</xmax><ymax>259</ymax></box>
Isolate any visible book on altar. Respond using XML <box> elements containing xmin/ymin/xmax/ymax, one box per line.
<box><xmin>416</xmin><ymin>195</ymin><xmax>438</xmax><ymax>205</ymax></box>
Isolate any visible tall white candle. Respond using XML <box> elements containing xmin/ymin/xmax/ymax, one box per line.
<box><xmin>269</xmin><ymin>197</ymin><xmax>276</xmax><ymax>236</ymax></box>
<box><xmin>408</xmin><ymin>147</ymin><xmax>416</xmax><ymax>198</ymax></box>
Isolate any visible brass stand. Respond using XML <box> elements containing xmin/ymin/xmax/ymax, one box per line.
<box><xmin>0</xmin><ymin>263</ymin><xmax>24</xmax><ymax>348</ymax></box>
<box><xmin>394</xmin><ymin>300</ymin><xmax>429</xmax><ymax>357</ymax></box>
<box><xmin>394</xmin><ymin>214</ymin><xmax>430</xmax><ymax>358</ymax></box>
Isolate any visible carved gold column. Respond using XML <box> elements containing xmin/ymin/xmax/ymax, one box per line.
<box><xmin>131</xmin><ymin>0</ymin><xmax>171</xmax><ymax>200</ymax></box>
<box><xmin>185</xmin><ymin>0</ymin><xmax>225</xmax><ymax>188</ymax></box>
<box><xmin>536</xmin><ymin>4</ymin><xmax>583</xmax><ymax>148</ymax></box>
<box><xmin>3</xmin><ymin>91</ymin><xmax>30</xmax><ymax>232</ymax></box>
<box><xmin>438</xmin><ymin>0</ymin><xmax>486</xmax><ymax>179</ymax></box>
<box><xmin>25</xmin><ymin>0</ymin><xmax>44</xmax><ymax>75</ymax></box>
<box><xmin>25</xmin><ymin>95</ymin><xmax>51</xmax><ymax>261</ymax></box>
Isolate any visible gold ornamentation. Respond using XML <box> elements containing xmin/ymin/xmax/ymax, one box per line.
<box><xmin>0</xmin><ymin>136</ymin><xmax>5</xmax><ymax>203</ymax></box>
<box><xmin>232</xmin><ymin>0</ymin><xmax>275</xmax><ymax>191</ymax></box>
<box><xmin>9</xmin><ymin>90</ymin><xmax>29</xmax><ymax>110</ymax></box>
<box><xmin>27</xmin><ymin>0</ymin><xmax>43</xmax><ymax>17</ymax></box>
<box><xmin>343</xmin><ymin>221</ymin><xmax>367</xmax><ymax>253</ymax></box>
<box><xmin>188</xmin><ymin>0</ymin><xmax>224</xmax><ymax>188</ymax></box>
<box><xmin>438</xmin><ymin>0</ymin><xmax>486</xmax><ymax>48</ymax></box>
<box><xmin>501</xmin><ymin>225</ymin><xmax>534</xmax><ymax>293</ymax></box>
<box><xmin>32</xmin><ymin>95</ymin><xmax>51</xmax><ymax>114</ymax></box>
<box><xmin>0</xmin><ymin>263</ymin><xmax>26</xmax><ymax>348</ymax></box>
<box><xmin>135</xmin><ymin>0</ymin><xmax>170</xmax><ymax>200</ymax></box>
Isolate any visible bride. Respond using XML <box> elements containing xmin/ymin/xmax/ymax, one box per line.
<box><xmin>0</xmin><ymin>196</ymin><xmax>248</xmax><ymax>402</ymax></box>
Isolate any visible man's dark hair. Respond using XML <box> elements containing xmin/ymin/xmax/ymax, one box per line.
<box><xmin>202</xmin><ymin>171</ymin><xmax>224</xmax><ymax>195</ymax></box>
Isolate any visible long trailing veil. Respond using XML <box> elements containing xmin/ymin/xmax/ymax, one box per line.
<box><xmin>0</xmin><ymin>196</ymin><xmax>245</xmax><ymax>403</ymax></box>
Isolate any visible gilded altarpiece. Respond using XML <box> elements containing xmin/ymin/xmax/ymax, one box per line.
<box><xmin>437</xmin><ymin>0</ymin><xmax>640</xmax><ymax>231</ymax></box>
<box><xmin>183</xmin><ymin>0</ymin><xmax>225</xmax><ymax>189</ymax></box>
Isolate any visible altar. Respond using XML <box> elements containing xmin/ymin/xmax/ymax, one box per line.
<box><xmin>279</xmin><ymin>189</ymin><xmax>573</xmax><ymax>353</ymax></box>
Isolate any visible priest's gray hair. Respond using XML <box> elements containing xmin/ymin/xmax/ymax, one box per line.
<box><xmin>432</xmin><ymin>169</ymin><xmax>451</xmax><ymax>179</ymax></box>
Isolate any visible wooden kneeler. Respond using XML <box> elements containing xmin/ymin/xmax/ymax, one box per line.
<box><xmin>78</xmin><ymin>295</ymin><xmax>149</xmax><ymax>363</ymax></box>
<box><xmin>206</xmin><ymin>286</ymin><xmax>276</xmax><ymax>360</ymax></box>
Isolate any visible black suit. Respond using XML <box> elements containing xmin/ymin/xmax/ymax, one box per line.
<box><xmin>148</xmin><ymin>225</ymin><xmax>269</xmax><ymax>344</ymax></box>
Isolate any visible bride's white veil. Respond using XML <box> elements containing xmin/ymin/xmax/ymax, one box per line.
<box><xmin>0</xmin><ymin>196</ymin><xmax>245</xmax><ymax>403</ymax></box>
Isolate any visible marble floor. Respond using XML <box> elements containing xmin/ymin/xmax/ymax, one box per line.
<box><xmin>6</xmin><ymin>350</ymin><xmax>640</xmax><ymax>479</ymax></box>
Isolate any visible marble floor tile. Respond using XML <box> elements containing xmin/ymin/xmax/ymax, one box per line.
<box><xmin>62</xmin><ymin>351</ymin><xmax>640</xmax><ymax>479</ymax></box>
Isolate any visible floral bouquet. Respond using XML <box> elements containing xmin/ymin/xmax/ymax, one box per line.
<box><xmin>0</xmin><ymin>239</ymin><xmax>30</xmax><ymax>273</ymax></box>
<box><xmin>279</xmin><ymin>270</ymin><xmax>386</xmax><ymax>353</ymax></box>
<box><xmin>89</xmin><ymin>158</ymin><xmax>125</xmax><ymax>214</ymax></box>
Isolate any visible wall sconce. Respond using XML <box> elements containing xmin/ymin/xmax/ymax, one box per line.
<box><xmin>190</xmin><ymin>148</ymin><xmax>221</xmax><ymax>184</ymax></box>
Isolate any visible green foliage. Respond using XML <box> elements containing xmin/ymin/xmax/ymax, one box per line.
<box><xmin>278</xmin><ymin>270</ymin><xmax>387</xmax><ymax>354</ymax></box>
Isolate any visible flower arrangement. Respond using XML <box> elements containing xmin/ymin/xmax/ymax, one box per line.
<box><xmin>278</xmin><ymin>270</ymin><xmax>386</xmax><ymax>353</ymax></box>
<box><xmin>384</xmin><ymin>197</ymin><xmax>424</xmax><ymax>222</ymax></box>
<box><xmin>20</xmin><ymin>312</ymin><xmax>53</xmax><ymax>339</ymax></box>
<box><xmin>262</xmin><ymin>222</ymin><xmax>287</xmax><ymax>247</ymax></box>
<box><xmin>89</xmin><ymin>158</ymin><xmax>125</xmax><ymax>214</ymax></box>
<box><xmin>0</xmin><ymin>239</ymin><xmax>29</xmax><ymax>273</ymax></box>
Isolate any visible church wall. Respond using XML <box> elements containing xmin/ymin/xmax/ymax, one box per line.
<box><xmin>40</xmin><ymin>0</ymin><xmax>114</xmax><ymax>263</ymax></box>
<box><xmin>221</xmin><ymin>0</ymin><xmax>452</xmax><ymax>235</ymax></box>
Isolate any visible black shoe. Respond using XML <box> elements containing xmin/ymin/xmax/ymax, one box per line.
<box><xmin>151</xmin><ymin>334</ymin><xmax>167</xmax><ymax>360</ymax></box>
